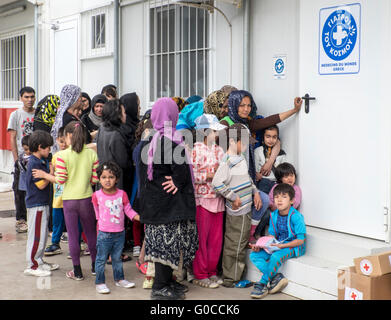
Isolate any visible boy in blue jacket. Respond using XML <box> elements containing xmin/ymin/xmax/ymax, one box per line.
<box><xmin>249</xmin><ymin>183</ymin><xmax>306</xmax><ymax>299</ymax></box>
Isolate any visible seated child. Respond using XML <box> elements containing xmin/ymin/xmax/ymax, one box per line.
<box><xmin>269</xmin><ymin>162</ymin><xmax>302</xmax><ymax>211</ymax></box>
<box><xmin>254</xmin><ymin>125</ymin><xmax>286</xmax><ymax>194</ymax></box>
<box><xmin>212</xmin><ymin>123</ymin><xmax>262</xmax><ymax>288</ymax></box>
<box><xmin>249</xmin><ymin>183</ymin><xmax>306</xmax><ymax>299</ymax></box>
<box><xmin>92</xmin><ymin>161</ymin><xmax>140</xmax><ymax>294</ymax></box>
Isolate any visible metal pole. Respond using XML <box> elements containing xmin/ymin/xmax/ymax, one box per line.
<box><xmin>34</xmin><ymin>3</ymin><xmax>39</xmax><ymax>98</ymax></box>
<box><xmin>243</xmin><ymin>0</ymin><xmax>250</xmax><ymax>91</ymax></box>
<box><xmin>114</xmin><ymin>0</ymin><xmax>119</xmax><ymax>92</ymax></box>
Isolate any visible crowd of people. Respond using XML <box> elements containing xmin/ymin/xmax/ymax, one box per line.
<box><xmin>6</xmin><ymin>83</ymin><xmax>306</xmax><ymax>300</ymax></box>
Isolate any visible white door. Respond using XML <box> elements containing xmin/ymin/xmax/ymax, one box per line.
<box><xmin>51</xmin><ymin>20</ymin><xmax>79</xmax><ymax>96</ymax></box>
<box><xmin>298</xmin><ymin>0</ymin><xmax>391</xmax><ymax>240</ymax></box>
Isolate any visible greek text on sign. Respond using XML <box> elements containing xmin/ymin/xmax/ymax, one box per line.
<box><xmin>273</xmin><ymin>55</ymin><xmax>287</xmax><ymax>80</ymax></box>
<box><xmin>319</xmin><ymin>3</ymin><xmax>360</xmax><ymax>75</ymax></box>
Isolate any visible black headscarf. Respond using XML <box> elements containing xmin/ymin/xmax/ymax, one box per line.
<box><xmin>81</xmin><ymin>92</ymin><xmax>92</xmax><ymax>117</ymax></box>
<box><xmin>119</xmin><ymin>92</ymin><xmax>140</xmax><ymax>152</ymax></box>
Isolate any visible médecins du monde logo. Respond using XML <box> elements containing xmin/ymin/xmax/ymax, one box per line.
<box><xmin>322</xmin><ymin>8</ymin><xmax>357</xmax><ymax>61</ymax></box>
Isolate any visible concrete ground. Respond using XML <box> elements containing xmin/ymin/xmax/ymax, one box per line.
<box><xmin>0</xmin><ymin>191</ymin><xmax>297</xmax><ymax>300</ymax></box>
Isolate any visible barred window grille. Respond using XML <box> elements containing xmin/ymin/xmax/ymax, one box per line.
<box><xmin>148</xmin><ymin>0</ymin><xmax>211</xmax><ymax>101</ymax></box>
<box><xmin>92</xmin><ymin>13</ymin><xmax>106</xmax><ymax>49</ymax></box>
<box><xmin>0</xmin><ymin>34</ymin><xmax>26</xmax><ymax>101</ymax></box>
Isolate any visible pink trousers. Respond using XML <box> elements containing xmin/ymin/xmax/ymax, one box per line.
<box><xmin>193</xmin><ymin>206</ymin><xmax>224</xmax><ymax>280</ymax></box>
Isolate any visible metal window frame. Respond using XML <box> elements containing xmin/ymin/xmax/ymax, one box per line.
<box><xmin>147</xmin><ymin>0</ymin><xmax>211</xmax><ymax>104</ymax></box>
<box><xmin>0</xmin><ymin>32</ymin><xmax>26</xmax><ymax>101</ymax></box>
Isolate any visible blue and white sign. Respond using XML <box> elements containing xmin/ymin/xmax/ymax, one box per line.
<box><xmin>319</xmin><ymin>3</ymin><xmax>360</xmax><ymax>75</ymax></box>
<box><xmin>273</xmin><ymin>55</ymin><xmax>287</xmax><ymax>79</ymax></box>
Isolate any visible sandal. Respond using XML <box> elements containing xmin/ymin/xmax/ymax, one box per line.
<box><xmin>235</xmin><ymin>280</ymin><xmax>253</xmax><ymax>288</ymax></box>
<box><xmin>121</xmin><ymin>254</ymin><xmax>132</xmax><ymax>262</ymax></box>
<box><xmin>193</xmin><ymin>278</ymin><xmax>219</xmax><ymax>289</ymax></box>
<box><xmin>136</xmin><ymin>260</ymin><xmax>148</xmax><ymax>275</ymax></box>
<box><xmin>66</xmin><ymin>270</ymin><xmax>84</xmax><ymax>281</ymax></box>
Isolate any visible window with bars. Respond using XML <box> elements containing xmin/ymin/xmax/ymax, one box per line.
<box><xmin>0</xmin><ymin>34</ymin><xmax>26</xmax><ymax>101</ymax></box>
<box><xmin>92</xmin><ymin>13</ymin><xmax>106</xmax><ymax>49</ymax></box>
<box><xmin>149</xmin><ymin>1</ymin><xmax>210</xmax><ymax>101</ymax></box>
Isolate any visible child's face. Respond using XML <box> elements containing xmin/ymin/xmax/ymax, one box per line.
<box><xmin>229</xmin><ymin>139</ymin><xmax>247</xmax><ymax>154</ymax></box>
<box><xmin>22</xmin><ymin>144</ymin><xmax>31</xmax><ymax>156</ymax></box>
<box><xmin>99</xmin><ymin>169</ymin><xmax>118</xmax><ymax>191</ymax></box>
<box><xmin>38</xmin><ymin>146</ymin><xmax>51</xmax><ymax>159</ymax></box>
<box><xmin>264</xmin><ymin>129</ymin><xmax>278</xmax><ymax>148</ymax></box>
<box><xmin>56</xmin><ymin>136</ymin><xmax>68</xmax><ymax>151</ymax></box>
<box><xmin>274</xmin><ymin>193</ymin><xmax>294</xmax><ymax>213</ymax></box>
<box><xmin>282</xmin><ymin>173</ymin><xmax>296</xmax><ymax>186</ymax></box>
<box><xmin>205</xmin><ymin>129</ymin><xmax>217</xmax><ymax>145</ymax></box>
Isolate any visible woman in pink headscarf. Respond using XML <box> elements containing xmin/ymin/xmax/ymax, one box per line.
<box><xmin>137</xmin><ymin>97</ymin><xmax>198</xmax><ymax>300</ymax></box>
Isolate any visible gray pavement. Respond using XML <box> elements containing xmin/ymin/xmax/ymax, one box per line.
<box><xmin>0</xmin><ymin>191</ymin><xmax>297</xmax><ymax>300</ymax></box>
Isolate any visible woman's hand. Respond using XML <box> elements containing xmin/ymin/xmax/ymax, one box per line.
<box><xmin>162</xmin><ymin>176</ymin><xmax>178</xmax><ymax>195</ymax></box>
<box><xmin>253</xmin><ymin>192</ymin><xmax>262</xmax><ymax>211</ymax></box>
<box><xmin>294</xmin><ymin>97</ymin><xmax>303</xmax><ymax>113</ymax></box>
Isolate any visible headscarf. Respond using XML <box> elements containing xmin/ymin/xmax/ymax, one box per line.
<box><xmin>227</xmin><ymin>90</ymin><xmax>258</xmax><ymax>182</ymax></box>
<box><xmin>147</xmin><ymin>97</ymin><xmax>194</xmax><ymax>186</ymax></box>
<box><xmin>220</xmin><ymin>85</ymin><xmax>238</xmax><ymax>95</ymax></box>
<box><xmin>172</xmin><ymin>96</ymin><xmax>186</xmax><ymax>112</ymax></box>
<box><xmin>176</xmin><ymin>100</ymin><xmax>204</xmax><ymax>130</ymax></box>
<box><xmin>88</xmin><ymin>94</ymin><xmax>107</xmax><ymax>127</ymax></box>
<box><xmin>81</xmin><ymin>92</ymin><xmax>92</xmax><ymax>117</ymax></box>
<box><xmin>120</xmin><ymin>92</ymin><xmax>140</xmax><ymax>131</ymax></box>
<box><xmin>34</xmin><ymin>95</ymin><xmax>60</xmax><ymax>129</ymax></box>
<box><xmin>185</xmin><ymin>95</ymin><xmax>202</xmax><ymax>106</ymax></box>
<box><xmin>50</xmin><ymin>84</ymin><xmax>81</xmax><ymax>152</ymax></box>
<box><xmin>203</xmin><ymin>90</ymin><xmax>229</xmax><ymax>119</ymax></box>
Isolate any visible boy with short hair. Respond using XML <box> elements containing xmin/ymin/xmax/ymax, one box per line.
<box><xmin>211</xmin><ymin>123</ymin><xmax>262</xmax><ymax>288</ymax></box>
<box><xmin>17</xmin><ymin>135</ymin><xmax>32</xmax><ymax>197</ymax></box>
<box><xmin>7</xmin><ymin>86</ymin><xmax>36</xmax><ymax>233</ymax></box>
<box><xmin>249</xmin><ymin>183</ymin><xmax>306</xmax><ymax>299</ymax></box>
<box><xmin>23</xmin><ymin>130</ymin><xmax>59</xmax><ymax>277</ymax></box>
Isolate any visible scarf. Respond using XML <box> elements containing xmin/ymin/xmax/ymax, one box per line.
<box><xmin>81</xmin><ymin>92</ymin><xmax>91</xmax><ymax>118</ymax></box>
<box><xmin>185</xmin><ymin>95</ymin><xmax>202</xmax><ymax>105</ymax></box>
<box><xmin>88</xmin><ymin>94</ymin><xmax>107</xmax><ymax>128</ymax></box>
<box><xmin>147</xmin><ymin>97</ymin><xmax>195</xmax><ymax>186</ymax></box>
<box><xmin>203</xmin><ymin>90</ymin><xmax>229</xmax><ymax>120</ymax></box>
<box><xmin>172</xmin><ymin>96</ymin><xmax>186</xmax><ymax>112</ymax></box>
<box><xmin>120</xmin><ymin>92</ymin><xmax>140</xmax><ymax>131</ymax></box>
<box><xmin>34</xmin><ymin>95</ymin><xmax>60</xmax><ymax>128</ymax></box>
<box><xmin>227</xmin><ymin>90</ymin><xmax>258</xmax><ymax>182</ymax></box>
<box><xmin>50</xmin><ymin>84</ymin><xmax>81</xmax><ymax>153</ymax></box>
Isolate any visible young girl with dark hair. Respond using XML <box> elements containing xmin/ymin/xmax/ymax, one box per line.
<box><xmin>54</xmin><ymin>121</ymin><xmax>99</xmax><ymax>280</ymax></box>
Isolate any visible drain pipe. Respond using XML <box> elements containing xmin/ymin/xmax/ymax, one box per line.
<box><xmin>34</xmin><ymin>2</ymin><xmax>39</xmax><ymax>98</ymax></box>
<box><xmin>114</xmin><ymin>0</ymin><xmax>120</xmax><ymax>93</ymax></box>
<box><xmin>243</xmin><ymin>0</ymin><xmax>250</xmax><ymax>91</ymax></box>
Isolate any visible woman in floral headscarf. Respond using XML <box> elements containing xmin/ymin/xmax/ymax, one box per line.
<box><xmin>33</xmin><ymin>95</ymin><xmax>60</xmax><ymax>133</ymax></box>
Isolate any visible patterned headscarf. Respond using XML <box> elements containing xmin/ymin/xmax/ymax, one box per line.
<box><xmin>172</xmin><ymin>97</ymin><xmax>186</xmax><ymax>112</ymax></box>
<box><xmin>50</xmin><ymin>84</ymin><xmax>81</xmax><ymax>153</ymax></box>
<box><xmin>227</xmin><ymin>90</ymin><xmax>258</xmax><ymax>182</ymax></box>
<box><xmin>34</xmin><ymin>95</ymin><xmax>60</xmax><ymax>128</ymax></box>
<box><xmin>203</xmin><ymin>90</ymin><xmax>229</xmax><ymax>120</ymax></box>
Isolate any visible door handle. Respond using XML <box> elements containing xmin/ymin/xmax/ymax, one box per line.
<box><xmin>301</xmin><ymin>94</ymin><xmax>316</xmax><ymax>113</ymax></box>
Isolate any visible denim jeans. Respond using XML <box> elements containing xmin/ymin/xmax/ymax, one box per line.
<box><xmin>251</xmin><ymin>190</ymin><xmax>270</xmax><ymax>223</ymax></box>
<box><xmin>95</xmin><ymin>230</ymin><xmax>125</xmax><ymax>284</ymax></box>
<box><xmin>257</xmin><ymin>178</ymin><xmax>276</xmax><ymax>194</ymax></box>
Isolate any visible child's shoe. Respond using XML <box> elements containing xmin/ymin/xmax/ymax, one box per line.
<box><xmin>250</xmin><ymin>282</ymin><xmax>269</xmax><ymax>299</ymax></box>
<box><xmin>24</xmin><ymin>267</ymin><xmax>51</xmax><ymax>277</ymax></box>
<box><xmin>143</xmin><ymin>276</ymin><xmax>154</xmax><ymax>289</ymax></box>
<box><xmin>41</xmin><ymin>262</ymin><xmax>60</xmax><ymax>271</ymax></box>
<box><xmin>60</xmin><ymin>233</ymin><xmax>68</xmax><ymax>243</ymax></box>
<box><xmin>66</xmin><ymin>270</ymin><xmax>84</xmax><ymax>281</ymax></box>
<box><xmin>136</xmin><ymin>260</ymin><xmax>148</xmax><ymax>274</ymax></box>
<box><xmin>115</xmin><ymin>279</ymin><xmax>135</xmax><ymax>288</ymax></box>
<box><xmin>16</xmin><ymin>220</ymin><xmax>28</xmax><ymax>233</ymax></box>
<box><xmin>268</xmin><ymin>273</ymin><xmax>289</xmax><ymax>294</ymax></box>
<box><xmin>96</xmin><ymin>284</ymin><xmax>110</xmax><ymax>294</ymax></box>
<box><xmin>44</xmin><ymin>243</ymin><xmax>62</xmax><ymax>256</ymax></box>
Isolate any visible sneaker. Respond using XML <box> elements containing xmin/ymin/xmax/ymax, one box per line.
<box><xmin>44</xmin><ymin>243</ymin><xmax>62</xmax><ymax>256</ymax></box>
<box><xmin>193</xmin><ymin>278</ymin><xmax>219</xmax><ymax>289</ymax></box>
<box><xmin>66</xmin><ymin>270</ymin><xmax>84</xmax><ymax>281</ymax></box>
<box><xmin>83</xmin><ymin>248</ymin><xmax>90</xmax><ymax>256</ymax></box>
<box><xmin>60</xmin><ymin>233</ymin><xmax>68</xmax><ymax>243</ymax></box>
<box><xmin>151</xmin><ymin>286</ymin><xmax>185</xmax><ymax>300</ymax></box>
<box><xmin>115</xmin><ymin>279</ymin><xmax>135</xmax><ymax>288</ymax></box>
<box><xmin>143</xmin><ymin>277</ymin><xmax>154</xmax><ymax>289</ymax></box>
<box><xmin>170</xmin><ymin>280</ymin><xmax>189</xmax><ymax>293</ymax></box>
<box><xmin>250</xmin><ymin>282</ymin><xmax>269</xmax><ymax>299</ymax></box>
<box><xmin>91</xmin><ymin>265</ymin><xmax>96</xmax><ymax>276</ymax></box>
<box><xmin>24</xmin><ymin>267</ymin><xmax>51</xmax><ymax>277</ymax></box>
<box><xmin>96</xmin><ymin>284</ymin><xmax>110</xmax><ymax>294</ymax></box>
<box><xmin>268</xmin><ymin>273</ymin><xmax>289</xmax><ymax>294</ymax></box>
<box><xmin>187</xmin><ymin>270</ymin><xmax>195</xmax><ymax>283</ymax></box>
<box><xmin>209</xmin><ymin>275</ymin><xmax>224</xmax><ymax>285</ymax></box>
<box><xmin>16</xmin><ymin>220</ymin><xmax>28</xmax><ymax>233</ymax></box>
<box><xmin>133</xmin><ymin>246</ymin><xmax>141</xmax><ymax>257</ymax></box>
<box><xmin>41</xmin><ymin>262</ymin><xmax>60</xmax><ymax>271</ymax></box>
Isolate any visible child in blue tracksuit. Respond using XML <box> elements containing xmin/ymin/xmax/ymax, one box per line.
<box><xmin>249</xmin><ymin>183</ymin><xmax>306</xmax><ymax>299</ymax></box>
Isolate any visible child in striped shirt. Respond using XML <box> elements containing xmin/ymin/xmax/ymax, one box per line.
<box><xmin>211</xmin><ymin>123</ymin><xmax>262</xmax><ymax>288</ymax></box>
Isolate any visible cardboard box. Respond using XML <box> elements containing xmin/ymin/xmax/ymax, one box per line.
<box><xmin>337</xmin><ymin>266</ymin><xmax>391</xmax><ymax>300</ymax></box>
<box><xmin>354</xmin><ymin>250</ymin><xmax>391</xmax><ymax>277</ymax></box>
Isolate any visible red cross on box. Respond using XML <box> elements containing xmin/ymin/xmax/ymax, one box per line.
<box><xmin>363</xmin><ymin>264</ymin><xmax>370</xmax><ymax>272</ymax></box>
<box><xmin>351</xmin><ymin>292</ymin><xmax>357</xmax><ymax>300</ymax></box>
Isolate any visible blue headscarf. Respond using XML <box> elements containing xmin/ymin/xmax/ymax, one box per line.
<box><xmin>227</xmin><ymin>90</ymin><xmax>258</xmax><ymax>182</ymax></box>
<box><xmin>185</xmin><ymin>95</ymin><xmax>203</xmax><ymax>105</ymax></box>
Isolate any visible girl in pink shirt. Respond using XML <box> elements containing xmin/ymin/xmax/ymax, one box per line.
<box><xmin>92</xmin><ymin>161</ymin><xmax>140</xmax><ymax>294</ymax></box>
